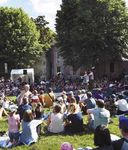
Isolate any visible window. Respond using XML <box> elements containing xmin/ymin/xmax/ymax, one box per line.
<box><xmin>110</xmin><ymin>62</ymin><xmax>114</xmax><ymax>73</ymax></box>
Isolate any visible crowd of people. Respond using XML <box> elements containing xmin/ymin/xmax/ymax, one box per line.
<box><xmin>0</xmin><ymin>72</ymin><xmax>127</xmax><ymax>149</ymax></box>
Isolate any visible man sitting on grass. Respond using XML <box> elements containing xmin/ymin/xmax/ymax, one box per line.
<box><xmin>87</xmin><ymin>99</ymin><xmax>110</xmax><ymax>131</ymax></box>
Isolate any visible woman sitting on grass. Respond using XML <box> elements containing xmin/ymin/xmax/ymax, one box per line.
<box><xmin>65</xmin><ymin>103</ymin><xmax>84</xmax><ymax>134</ymax></box>
<box><xmin>47</xmin><ymin>104</ymin><xmax>64</xmax><ymax>133</ymax></box>
<box><xmin>19</xmin><ymin>109</ymin><xmax>42</xmax><ymax>145</ymax></box>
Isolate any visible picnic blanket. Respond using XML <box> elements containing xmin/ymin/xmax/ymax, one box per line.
<box><xmin>0</xmin><ymin>136</ymin><xmax>11</xmax><ymax>148</ymax></box>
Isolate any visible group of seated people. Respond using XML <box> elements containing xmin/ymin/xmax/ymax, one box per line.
<box><xmin>0</xmin><ymin>83</ymin><xmax>128</xmax><ymax>150</ymax></box>
<box><xmin>60</xmin><ymin>115</ymin><xmax>128</xmax><ymax>150</ymax></box>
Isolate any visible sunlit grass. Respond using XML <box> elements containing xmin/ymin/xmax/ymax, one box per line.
<box><xmin>0</xmin><ymin>115</ymin><xmax>121</xmax><ymax>150</ymax></box>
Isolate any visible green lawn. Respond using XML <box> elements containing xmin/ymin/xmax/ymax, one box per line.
<box><xmin>0</xmin><ymin>116</ymin><xmax>121</xmax><ymax>150</ymax></box>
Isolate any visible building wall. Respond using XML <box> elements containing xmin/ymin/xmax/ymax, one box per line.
<box><xmin>35</xmin><ymin>45</ymin><xmax>128</xmax><ymax>81</ymax></box>
<box><xmin>34</xmin><ymin>53</ymin><xmax>47</xmax><ymax>80</ymax></box>
<box><xmin>95</xmin><ymin>61</ymin><xmax>124</xmax><ymax>79</ymax></box>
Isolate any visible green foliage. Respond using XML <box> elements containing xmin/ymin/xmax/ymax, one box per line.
<box><xmin>0</xmin><ymin>7</ymin><xmax>43</xmax><ymax>69</ymax></box>
<box><xmin>56</xmin><ymin>0</ymin><xmax>128</xmax><ymax>69</ymax></box>
<box><xmin>56</xmin><ymin>0</ymin><xmax>80</xmax><ymax>69</ymax></box>
<box><xmin>32</xmin><ymin>16</ymin><xmax>56</xmax><ymax>51</ymax></box>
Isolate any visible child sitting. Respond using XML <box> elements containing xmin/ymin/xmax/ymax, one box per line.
<box><xmin>7</xmin><ymin>105</ymin><xmax>20</xmax><ymax>146</ymax></box>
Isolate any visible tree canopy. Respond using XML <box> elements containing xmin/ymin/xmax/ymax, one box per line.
<box><xmin>56</xmin><ymin>0</ymin><xmax>128</xmax><ymax>69</ymax></box>
<box><xmin>32</xmin><ymin>16</ymin><xmax>56</xmax><ymax>51</ymax></box>
<box><xmin>0</xmin><ymin>7</ymin><xmax>43</xmax><ymax>69</ymax></box>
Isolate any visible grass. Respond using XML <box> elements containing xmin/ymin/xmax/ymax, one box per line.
<box><xmin>0</xmin><ymin>115</ymin><xmax>121</xmax><ymax>150</ymax></box>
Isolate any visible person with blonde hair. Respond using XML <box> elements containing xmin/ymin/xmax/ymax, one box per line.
<box><xmin>65</xmin><ymin>103</ymin><xmax>84</xmax><ymax>133</ymax></box>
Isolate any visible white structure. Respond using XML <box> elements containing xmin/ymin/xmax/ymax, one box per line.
<box><xmin>10</xmin><ymin>68</ymin><xmax>34</xmax><ymax>83</ymax></box>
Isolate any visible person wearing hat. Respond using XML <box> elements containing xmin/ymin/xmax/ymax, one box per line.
<box><xmin>7</xmin><ymin>105</ymin><xmax>20</xmax><ymax>146</ymax></box>
<box><xmin>87</xmin><ymin>99</ymin><xmax>110</xmax><ymax>130</ymax></box>
<box><xmin>112</xmin><ymin>116</ymin><xmax>128</xmax><ymax>150</ymax></box>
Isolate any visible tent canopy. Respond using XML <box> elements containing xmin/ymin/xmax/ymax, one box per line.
<box><xmin>10</xmin><ymin>68</ymin><xmax>34</xmax><ymax>83</ymax></box>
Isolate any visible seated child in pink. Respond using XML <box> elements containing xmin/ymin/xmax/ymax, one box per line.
<box><xmin>8</xmin><ymin>105</ymin><xmax>20</xmax><ymax>145</ymax></box>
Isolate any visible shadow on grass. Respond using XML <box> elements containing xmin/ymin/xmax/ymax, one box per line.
<box><xmin>41</xmin><ymin>124</ymin><xmax>94</xmax><ymax>137</ymax></box>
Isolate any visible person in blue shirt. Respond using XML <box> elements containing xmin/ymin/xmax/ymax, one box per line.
<box><xmin>19</xmin><ymin>109</ymin><xmax>42</xmax><ymax>145</ymax></box>
<box><xmin>18</xmin><ymin>97</ymin><xmax>32</xmax><ymax>121</ymax></box>
<box><xmin>85</xmin><ymin>92</ymin><xmax>96</xmax><ymax>110</ymax></box>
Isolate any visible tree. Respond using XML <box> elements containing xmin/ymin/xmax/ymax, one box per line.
<box><xmin>56</xmin><ymin>0</ymin><xmax>80</xmax><ymax>70</ymax></box>
<box><xmin>56</xmin><ymin>0</ymin><xmax>128</xmax><ymax>69</ymax></box>
<box><xmin>32</xmin><ymin>16</ymin><xmax>56</xmax><ymax>51</ymax></box>
<box><xmin>0</xmin><ymin>7</ymin><xmax>43</xmax><ymax>70</ymax></box>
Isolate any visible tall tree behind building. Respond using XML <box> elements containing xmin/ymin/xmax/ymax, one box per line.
<box><xmin>56</xmin><ymin>0</ymin><xmax>128</xmax><ymax>69</ymax></box>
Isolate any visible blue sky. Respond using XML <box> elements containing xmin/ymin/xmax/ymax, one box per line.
<box><xmin>0</xmin><ymin>0</ymin><xmax>128</xmax><ymax>31</ymax></box>
<box><xmin>0</xmin><ymin>0</ymin><xmax>62</xmax><ymax>31</ymax></box>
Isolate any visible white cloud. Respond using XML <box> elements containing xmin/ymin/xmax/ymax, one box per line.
<box><xmin>126</xmin><ymin>0</ymin><xmax>128</xmax><ymax>6</ymax></box>
<box><xmin>0</xmin><ymin>0</ymin><xmax>8</xmax><ymax>4</ymax></box>
<box><xmin>29</xmin><ymin>0</ymin><xmax>62</xmax><ymax>30</ymax></box>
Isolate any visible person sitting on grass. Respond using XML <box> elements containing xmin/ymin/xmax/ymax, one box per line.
<box><xmin>92</xmin><ymin>125</ymin><xmax>113</xmax><ymax>150</ymax></box>
<box><xmin>112</xmin><ymin>115</ymin><xmax>128</xmax><ymax>150</ymax></box>
<box><xmin>0</xmin><ymin>103</ymin><xmax>8</xmax><ymax>119</ymax></box>
<box><xmin>7</xmin><ymin>105</ymin><xmax>20</xmax><ymax>146</ymax></box>
<box><xmin>114</xmin><ymin>94</ymin><xmax>128</xmax><ymax>115</ymax></box>
<box><xmin>35</xmin><ymin>102</ymin><xmax>44</xmax><ymax>136</ymax></box>
<box><xmin>19</xmin><ymin>109</ymin><xmax>42</xmax><ymax>145</ymax></box>
<box><xmin>65</xmin><ymin>103</ymin><xmax>84</xmax><ymax>134</ymax></box>
<box><xmin>87</xmin><ymin>99</ymin><xmax>110</xmax><ymax>131</ymax></box>
<box><xmin>80</xmin><ymin>125</ymin><xmax>113</xmax><ymax>150</ymax></box>
<box><xmin>47</xmin><ymin>104</ymin><xmax>64</xmax><ymax>133</ymax></box>
<box><xmin>44</xmin><ymin>88</ymin><xmax>55</xmax><ymax>108</ymax></box>
<box><xmin>17</xmin><ymin>97</ymin><xmax>32</xmax><ymax>121</ymax></box>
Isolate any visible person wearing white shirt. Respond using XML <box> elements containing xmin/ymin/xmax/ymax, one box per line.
<box><xmin>47</xmin><ymin>104</ymin><xmax>64</xmax><ymax>133</ymax></box>
<box><xmin>115</xmin><ymin>95</ymin><xmax>128</xmax><ymax>115</ymax></box>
